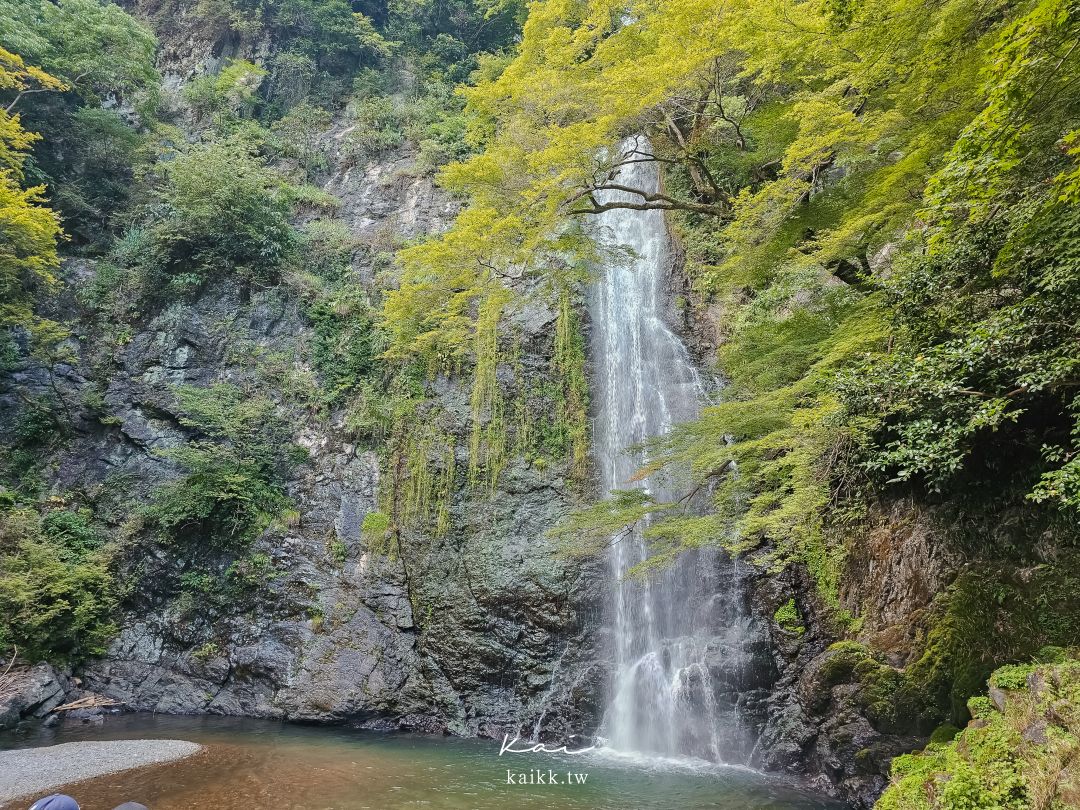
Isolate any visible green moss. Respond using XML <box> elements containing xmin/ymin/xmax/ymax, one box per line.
<box><xmin>905</xmin><ymin>558</ymin><xmax>1080</xmax><ymax>724</ymax></box>
<box><xmin>774</xmin><ymin>598</ymin><xmax>806</xmax><ymax>635</ymax></box>
<box><xmin>876</xmin><ymin>656</ymin><xmax>1080</xmax><ymax>810</ymax></box>
<box><xmin>928</xmin><ymin>723</ymin><xmax>960</xmax><ymax>745</ymax></box>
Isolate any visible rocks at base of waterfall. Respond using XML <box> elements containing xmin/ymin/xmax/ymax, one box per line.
<box><xmin>756</xmin><ymin>702</ymin><xmax>817</xmax><ymax>770</ymax></box>
<box><xmin>750</xmin><ymin>559</ymin><xmax>939</xmax><ymax>809</ymax></box>
<box><xmin>0</xmin><ymin>663</ymin><xmax>73</xmax><ymax>728</ymax></box>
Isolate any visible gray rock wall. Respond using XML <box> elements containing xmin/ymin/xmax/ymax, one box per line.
<box><xmin>0</xmin><ymin>131</ymin><xmax>604</xmax><ymax>740</ymax></box>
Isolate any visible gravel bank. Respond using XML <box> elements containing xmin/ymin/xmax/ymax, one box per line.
<box><xmin>0</xmin><ymin>739</ymin><xmax>202</xmax><ymax>803</ymax></box>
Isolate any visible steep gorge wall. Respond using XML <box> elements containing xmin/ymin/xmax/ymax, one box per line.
<box><xmin>665</xmin><ymin>228</ymin><xmax>971</xmax><ymax>807</ymax></box>
<box><xmin>5</xmin><ymin>145</ymin><xmax>604</xmax><ymax>737</ymax></box>
<box><xmin>0</xmin><ymin>2</ymin><xmax>607</xmax><ymax>740</ymax></box>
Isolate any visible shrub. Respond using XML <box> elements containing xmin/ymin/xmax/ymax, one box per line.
<box><xmin>339</xmin><ymin>95</ymin><xmax>404</xmax><ymax>165</ymax></box>
<box><xmin>270</xmin><ymin>101</ymin><xmax>332</xmax><ymax>176</ymax></box>
<box><xmin>147</xmin><ymin>444</ymin><xmax>288</xmax><ymax>550</ymax></box>
<box><xmin>112</xmin><ymin>137</ymin><xmax>295</xmax><ymax>300</ymax></box>
<box><xmin>184</xmin><ymin>59</ymin><xmax>267</xmax><ymax>123</ymax></box>
<box><xmin>0</xmin><ymin>507</ymin><xmax>116</xmax><ymax>663</ymax></box>
<box><xmin>146</xmin><ymin>384</ymin><xmax>294</xmax><ymax>550</ymax></box>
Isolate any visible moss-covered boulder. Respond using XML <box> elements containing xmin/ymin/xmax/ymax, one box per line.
<box><xmin>876</xmin><ymin>652</ymin><xmax>1080</xmax><ymax>810</ymax></box>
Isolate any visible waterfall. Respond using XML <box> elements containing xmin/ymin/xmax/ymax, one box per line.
<box><xmin>589</xmin><ymin>140</ymin><xmax>761</xmax><ymax>765</ymax></box>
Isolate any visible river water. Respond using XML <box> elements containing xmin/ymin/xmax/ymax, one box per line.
<box><xmin>0</xmin><ymin>715</ymin><xmax>839</xmax><ymax>809</ymax></box>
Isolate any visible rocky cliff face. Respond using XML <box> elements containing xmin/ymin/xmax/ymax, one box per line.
<box><xmin>0</xmin><ymin>134</ymin><xmax>605</xmax><ymax>739</ymax></box>
<box><xmin>669</xmin><ymin>228</ymin><xmax>967</xmax><ymax>807</ymax></box>
<box><xmin>746</xmin><ymin>503</ymin><xmax>968</xmax><ymax>807</ymax></box>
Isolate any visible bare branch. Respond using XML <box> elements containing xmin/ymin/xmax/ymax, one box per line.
<box><xmin>566</xmin><ymin>181</ymin><xmax>729</xmax><ymax>216</ymax></box>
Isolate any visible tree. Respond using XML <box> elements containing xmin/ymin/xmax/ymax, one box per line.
<box><xmin>0</xmin><ymin>46</ymin><xmax>62</xmax><ymax>340</ymax></box>
<box><xmin>0</xmin><ymin>0</ymin><xmax>157</xmax><ymax>105</ymax></box>
<box><xmin>400</xmin><ymin>0</ymin><xmax>1080</xmax><ymax>614</ymax></box>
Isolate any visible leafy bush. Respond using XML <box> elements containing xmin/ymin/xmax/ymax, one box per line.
<box><xmin>146</xmin><ymin>384</ymin><xmax>294</xmax><ymax>550</ymax></box>
<box><xmin>339</xmin><ymin>95</ymin><xmax>404</xmax><ymax>165</ymax></box>
<box><xmin>41</xmin><ymin>508</ymin><xmax>104</xmax><ymax>557</ymax></box>
<box><xmin>147</xmin><ymin>445</ymin><xmax>287</xmax><ymax>550</ymax></box>
<box><xmin>270</xmin><ymin>101</ymin><xmax>332</xmax><ymax>176</ymax></box>
<box><xmin>184</xmin><ymin>59</ymin><xmax>266</xmax><ymax>123</ymax></box>
<box><xmin>0</xmin><ymin>396</ymin><xmax>67</xmax><ymax>496</ymax></box>
<box><xmin>112</xmin><ymin>137</ymin><xmax>294</xmax><ymax>299</ymax></box>
<box><xmin>840</xmin><ymin>196</ymin><xmax>1080</xmax><ymax>509</ymax></box>
<box><xmin>307</xmin><ymin>296</ymin><xmax>381</xmax><ymax>404</ymax></box>
<box><xmin>878</xmin><ymin>657</ymin><xmax>1080</xmax><ymax>810</ymax></box>
<box><xmin>0</xmin><ymin>507</ymin><xmax>116</xmax><ymax>663</ymax></box>
<box><xmin>191</xmin><ymin>0</ymin><xmax>391</xmax><ymax>104</ymax></box>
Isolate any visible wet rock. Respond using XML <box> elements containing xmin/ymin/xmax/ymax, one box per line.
<box><xmin>0</xmin><ymin>663</ymin><xmax>71</xmax><ymax>728</ymax></box>
<box><xmin>64</xmin><ymin>706</ymin><xmax>106</xmax><ymax>725</ymax></box>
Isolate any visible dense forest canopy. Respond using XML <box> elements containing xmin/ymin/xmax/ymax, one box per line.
<box><xmin>394</xmin><ymin>0</ymin><xmax>1080</xmax><ymax>590</ymax></box>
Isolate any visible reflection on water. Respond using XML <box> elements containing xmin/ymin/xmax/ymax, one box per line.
<box><xmin>0</xmin><ymin>715</ymin><xmax>840</xmax><ymax>810</ymax></box>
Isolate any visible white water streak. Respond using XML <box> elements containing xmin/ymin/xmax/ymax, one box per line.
<box><xmin>590</xmin><ymin>139</ymin><xmax>752</xmax><ymax>765</ymax></box>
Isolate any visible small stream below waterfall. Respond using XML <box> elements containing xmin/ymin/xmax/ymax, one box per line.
<box><xmin>590</xmin><ymin>141</ymin><xmax>771</xmax><ymax>765</ymax></box>
<box><xmin>0</xmin><ymin>715</ymin><xmax>840</xmax><ymax>809</ymax></box>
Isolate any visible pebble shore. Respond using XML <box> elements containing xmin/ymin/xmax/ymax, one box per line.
<box><xmin>0</xmin><ymin>739</ymin><xmax>202</xmax><ymax>803</ymax></box>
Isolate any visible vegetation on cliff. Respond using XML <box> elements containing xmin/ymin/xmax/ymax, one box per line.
<box><xmin>391</xmin><ymin>0</ymin><xmax>1080</xmax><ymax>775</ymax></box>
<box><xmin>0</xmin><ymin>0</ymin><xmax>541</xmax><ymax>664</ymax></box>
<box><xmin>879</xmin><ymin>651</ymin><xmax>1080</xmax><ymax>810</ymax></box>
<box><xmin>0</xmin><ymin>0</ymin><xmax>1078</xmax><ymax>803</ymax></box>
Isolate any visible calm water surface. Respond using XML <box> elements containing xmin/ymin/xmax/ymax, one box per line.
<box><xmin>0</xmin><ymin>715</ymin><xmax>841</xmax><ymax>810</ymax></box>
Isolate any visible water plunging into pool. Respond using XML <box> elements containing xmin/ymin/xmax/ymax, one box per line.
<box><xmin>589</xmin><ymin>140</ymin><xmax>761</xmax><ymax>765</ymax></box>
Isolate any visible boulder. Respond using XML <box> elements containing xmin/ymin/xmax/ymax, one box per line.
<box><xmin>0</xmin><ymin>663</ymin><xmax>71</xmax><ymax>728</ymax></box>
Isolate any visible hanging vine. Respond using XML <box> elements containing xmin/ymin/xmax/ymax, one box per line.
<box><xmin>467</xmin><ymin>286</ymin><xmax>512</xmax><ymax>494</ymax></box>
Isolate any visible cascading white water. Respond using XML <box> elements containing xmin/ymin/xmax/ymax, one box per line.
<box><xmin>590</xmin><ymin>140</ymin><xmax>760</xmax><ymax>765</ymax></box>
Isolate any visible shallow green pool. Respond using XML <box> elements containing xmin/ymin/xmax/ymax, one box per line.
<box><xmin>1</xmin><ymin>715</ymin><xmax>842</xmax><ymax>809</ymax></box>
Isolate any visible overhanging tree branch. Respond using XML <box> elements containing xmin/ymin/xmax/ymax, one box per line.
<box><xmin>565</xmin><ymin>182</ymin><xmax>730</xmax><ymax>216</ymax></box>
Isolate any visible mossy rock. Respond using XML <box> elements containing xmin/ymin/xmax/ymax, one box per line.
<box><xmin>875</xmin><ymin>655</ymin><xmax>1080</xmax><ymax>810</ymax></box>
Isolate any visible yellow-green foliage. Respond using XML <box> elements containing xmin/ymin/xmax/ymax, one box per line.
<box><xmin>473</xmin><ymin>0</ymin><xmax>1080</xmax><ymax>624</ymax></box>
<box><xmin>0</xmin><ymin>46</ymin><xmax>64</xmax><ymax>343</ymax></box>
<box><xmin>878</xmin><ymin>655</ymin><xmax>1080</xmax><ymax>810</ymax></box>
<box><xmin>0</xmin><ymin>507</ymin><xmax>117</xmax><ymax>664</ymax></box>
<box><xmin>552</xmin><ymin>286</ymin><xmax>590</xmax><ymax>482</ymax></box>
<box><xmin>467</xmin><ymin>286</ymin><xmax>510</xmax><ymax>492</ymax></box>
<box><xmin>372</xmin><ymin>412</ymin><xmax>457</xmax><ymax>557</ymax></box>
<box><xmin>403</xmin><ymin>420</ymin><xmax>457</xmax><ymax>539</ymax></box>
